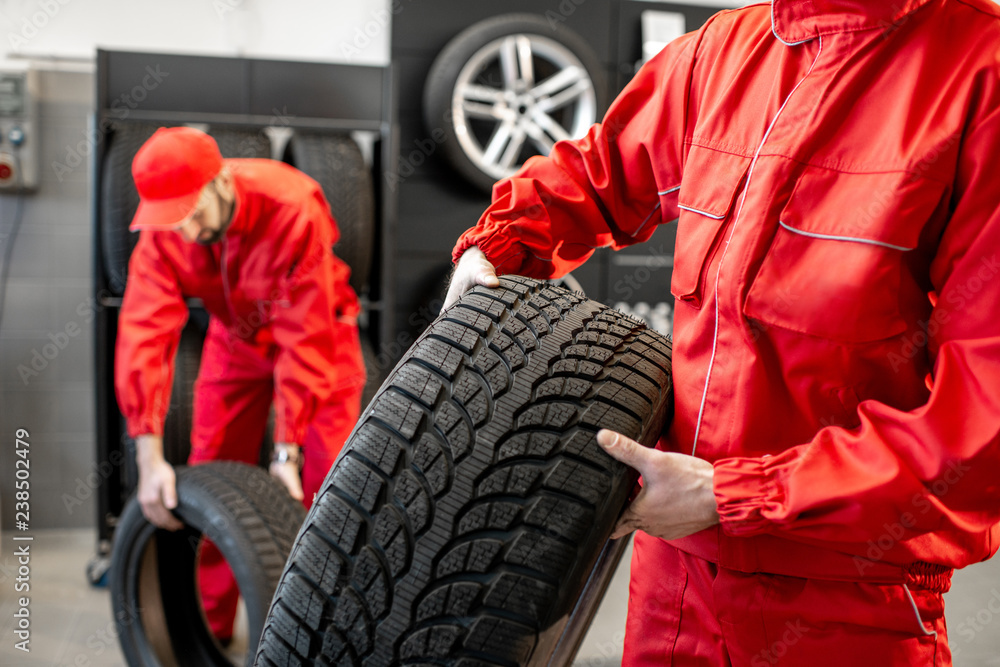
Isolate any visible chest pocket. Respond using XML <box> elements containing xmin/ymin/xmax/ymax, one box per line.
<box><xmin>743</xmin><ymin>167</ymin><xmax>946</xmax><ymax>344</ymax></box>
<box><xmin>671</xmin><ymin>145</ymin><xmax>751</xmax><ymax>306</ymax></box>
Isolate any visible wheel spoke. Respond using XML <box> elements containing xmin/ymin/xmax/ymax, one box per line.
<box><xmin>516</xmin><ymin>35</ymin><xmax>534</xmax><ymax>87</ymax></box>
<box><xmin>499</xmin><ymin>36</ymin><xmax>520</xmax><ymax>91</ymax></box>
<box><xmin>462</xmin><ymin>100</ymin><xmax>505</xmax><ymax>120</ymax></box>
<box><xmin>530</xmin><ymin>66</ymin><xmax>588</xmax><ymax>102</ymax></box>
<box><xmin>525</xmin><ymin>111</ymin><xmax>572</xmax><ymax>154</ymax></box>
<box><xmin>482</xmin><ymin>119</ymin><xmax>517</xmax><ymax>166</ymax></box>
<box><xmin>536</xmin><ymin>78</ymin><xmax>592</xmax><ymax>113</ymax></box>
<box><xmin>523</xmin><ymin>121</ymin><xmax>555</xmax><ymax>155</ymax></box>
<box><xmin>459</xmin><ymin>83</ymin><xmax>505</xmax><ymax>104</ymax></box>
<box><xmin>499</xmin><ymin>127</ymin><xmax>527</xmax><ymax>171</ymax></box>
<box><xmin>534</xmin><ymin>111</ymin><xmax>573</xmax><ymax>142</ymax></box>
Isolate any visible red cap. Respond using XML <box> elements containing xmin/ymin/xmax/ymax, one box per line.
<box><xmin>130</xmin><ymin>127</ymin><xmax>224</xmax><ymax>231</ymax></box>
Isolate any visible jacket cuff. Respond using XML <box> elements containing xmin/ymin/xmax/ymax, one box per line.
<box><xmin>127</xmin><ymin>416</ymin><xmax>163</xmax><ymax>438</ymax></box>
<box><xmin>275</xmin><ymin>422</ymin><xmax>307</xmax><ymax>446</ymax></box>
<box><xmin>713</xmin><ymin>456</ymin><xmax>785</xmax><ymax>537</ymax></box>
<box><xmin>452</xmin><ymin>227</ymin><xmax>528</xmax><ymax>275</ymax></box>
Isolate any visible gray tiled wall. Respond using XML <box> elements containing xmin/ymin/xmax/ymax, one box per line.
<box><xmin>0</xmin><ymin>68</ymin><xmax>98</xmax><ymax>530</ymax></box>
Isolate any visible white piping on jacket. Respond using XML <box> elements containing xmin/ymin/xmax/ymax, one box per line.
<box><xmin>778</xmin><ymin>220</ymin><xmax>914</xmax><ymax>251</ymax></box>
<box><xmin>633</xmin><ymin>185</ymin><xmax>680</xmax><ymax>238</ymax></box>
<box><xmin>771</xmin><ymin>2</ymin><xmax>816</xmax><ymax>47</ymax></box>
<box><xmin>690</xmin><ymin>35</ymin><xmax>824</xmax><ymax>457</ymax></box>
<box><xmin>679</xmin><ymin>204</ymin><xmax>727</xmax><ymax>220</ymax></box>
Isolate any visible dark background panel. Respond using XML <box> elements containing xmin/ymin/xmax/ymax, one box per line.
<box><xmin>396</xmin><ymin>113</ymin><xmax>474</xmax><ymax>182</ymax></box>
<box><xmin>249</xmin><ymin>60</ymin><xmax>386</xmax><ymax>121</ymax></box>
<box><xmin>395</xmin><ymin>176</ymin><xmax>489</xmax><ymax>253</ymax></box>
<box><xmin>392</xmin><ymin>0</ymin><xmax>618</xmax><ymax>63</ymax></box>
<box><xmin>392</xmin><ymin>254</ymin><xmax>454</xmax><ymax>325</ymax></box>
<box><xmin>104</xmin><ymin>52</ymin><xmax>247</xmax><ymax>115</ymax></box>
<box><xmin>103</xmin><ymin>52</ymin><xmax>387</xmax><ymax>123</ymax></box>
<box><xmin>561</xmin><ymin>251</ymin><xmax>607</xmax><ymax>300</ymax></box>
<box><xmin>396</xmin><ymin>54</ymin><xmax>439</xmax><ymax>116</ymax></box>
<box><xmin>607</xmin><ymin>220</ymin><xmax>676</xmax><ymax>303</ymax></box>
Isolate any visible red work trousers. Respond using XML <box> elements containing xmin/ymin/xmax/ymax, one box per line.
<box><xmin>188</xmin><ymin>321</ymin><xmax>364</xmax><ymax>641</ymax></box>
<box><xmin>623</xmin><ymin>532</ymin><xmax>951</xmax><ymax>666</ymax></box>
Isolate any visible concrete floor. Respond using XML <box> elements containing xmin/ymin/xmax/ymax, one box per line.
<box><xmin>0</xmin><ymin>529</ymin><xmax>998</xmax><ymax>666</ymax></box>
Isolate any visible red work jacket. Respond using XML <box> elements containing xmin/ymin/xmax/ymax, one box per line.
<box><xmin>116</xmin><ymin>159</ymin><xmax>364</xmax><ymax>445</ymax></box>
<box><xmin>454</xmin><ymin>0</ymin><xmax>1000</xmax><ymax>587</ymax></box>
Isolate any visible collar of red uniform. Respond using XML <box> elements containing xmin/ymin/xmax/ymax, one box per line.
<box><xmin>771</xmin><ymin>0</ymin><xmax>933</xmax><ymax>45</ymax></box>
<box><xmin>223</xmin><ymin>159</ymin><xmax>248</xmax><ymax>237</ymax></box>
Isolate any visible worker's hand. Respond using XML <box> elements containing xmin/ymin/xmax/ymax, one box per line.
<box><xmin>269</xmin><ymin>443</ymin><xmax>305</xmax><ymax>502</ymax></box>
<box><xmin>597</xmin><ymin>429</ymin><xmax>719</xmax><ymax>541</ymax></box>
<box><xmin>135</xmin><ymin>434</ymin><xmax>184</xmax><ymax>531</ymax></box>
<box><xmin>443</xmin><ymin>246</ymin><xmax>500</xmax><ymax>309</ymax></box>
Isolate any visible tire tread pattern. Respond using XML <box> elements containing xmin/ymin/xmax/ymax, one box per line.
<box><xmin>256</xmin><ymin>277</ymin><xmax>672</xmax><ymax>666</ymax></box>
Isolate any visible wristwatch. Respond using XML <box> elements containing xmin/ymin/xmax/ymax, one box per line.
<box><xmin>270</xmin><ymin>445</ymin><xmax>302</xmax><ymax>468</ymax></box>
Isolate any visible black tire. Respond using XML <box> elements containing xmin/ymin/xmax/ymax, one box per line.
<box><xmin>100</xmin><ymin>122</ymin><xmax>160</xmax><ymax>295</ymax></box>
<box><xmin>254</xmin><ymin>276</ymin><xmax>673</xmax><ymax>666</ymax></box>
<box><xmin>110</xmin><ymin>462</ymin><xmax>307</xmax><ymax>667</ymax></box>
<box><xmin>424</xmin><ymin>14</ymin><xmax>608</xmax><ymax>193</ymax></box>
<box><xmin>208</xmin><ymin>126</ymin><xmax>273</xmax><ymax>160</ymax></box>
<box><xmin>283</xmin><ymin>133</ymin><xmax>376</xmax><ymax>296</ymax></box>
<box><xmin>163</xmin><ymin>323</ymin><xmax>205</xmax><ymax>465</ymax></box>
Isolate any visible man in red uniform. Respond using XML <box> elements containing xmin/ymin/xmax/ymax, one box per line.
<box><xmin>115</xmin><ymin>127</ymin><xmax>365</xmax><ymax>642</ymax></box>
<box><xmin>446</xmin><ymin>0</ymin><xmax>1000</xmax><ymax>663</ymax></box>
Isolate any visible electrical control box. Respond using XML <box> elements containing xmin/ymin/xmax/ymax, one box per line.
<box><xmin>0</xmin><ymin>64</ymin><xmax>39</xmax><ymax>191</ymax></box>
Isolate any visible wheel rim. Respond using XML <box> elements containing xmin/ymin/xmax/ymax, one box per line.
<box><xmin>450</xmin><ymin>33</ymin><xmax>598</xmax><ymax>181</ymax></box>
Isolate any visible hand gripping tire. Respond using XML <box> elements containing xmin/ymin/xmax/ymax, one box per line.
<box><xmin>110</xmin><ymin>462</ymin><xmax>306</xmax><ymax>666</ymax></box>
<box><xmin>253</xmin><ymin>276</ymin><xmax>673</xmax><ymax>666</ymax></box>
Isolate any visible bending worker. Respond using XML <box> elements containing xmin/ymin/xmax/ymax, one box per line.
<box><xmin>115</xmin><ymin>127</ymin><xmax>365</xmax><ymax>644</ymax></box>
<box><xmin>446</xmin><ymin>0</ymin><xmax>1000</xmax><ymax>664</ymax></box>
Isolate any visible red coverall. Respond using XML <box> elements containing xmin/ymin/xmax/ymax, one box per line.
<box><xmin>116</xmin><ymin>159</ymin><xmax>365</xmax><ymax>640</ymax></box>
<box><xmin>454</xmin><ymin>0</ymin><xmax>1000</xmax><ymax>663</ymax></box>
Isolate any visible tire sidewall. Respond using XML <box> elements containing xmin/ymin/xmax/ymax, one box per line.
<box><xmin>110</xmin><ymin>465</ymin><xmax>284</xmax><ymax>666</ymax></box>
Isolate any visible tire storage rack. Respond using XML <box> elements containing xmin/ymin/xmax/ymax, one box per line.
<box><xmin>390</xmin><ymin>0</ymin><xmax>725</xmax><ymax>344</ymax></box>
<box><xmin>89</xmin><ymin>50</ymin><xmax>397</xmax><ymax>582</ymax></box>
